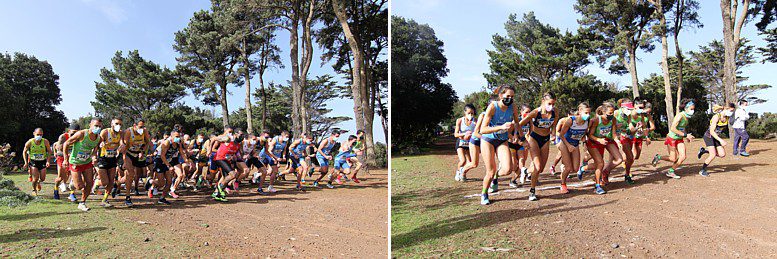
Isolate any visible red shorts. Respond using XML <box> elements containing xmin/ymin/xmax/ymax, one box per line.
<box><xmin>633</xmin><ymin>138</ymin><xmax>644</xmax><ymax>147</ymax></box>
<box><xmin>619</xmin><ymin>136</ymin><xmax>633</xmax><ymax>145</ymax></box>
<box><xmin>56</xmin><ymin>155</ymin><xmax>64</xmax><ymax>168</ymax></box>
<box><xmin>586</xmin><ymin>139</ymin><xmax>613</xmax><ymax>156</ymax></box>
<box><xmin>664</xmin><ymin>137</ymin><xmax>684</xmax><ymax>147</ymax></box>
<box><xmin>69</xmin><ymin>163</ymin><xmax>94</xmax><ymax>173</ymax></box>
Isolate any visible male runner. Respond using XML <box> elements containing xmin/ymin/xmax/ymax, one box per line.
<box><xmin>63</xmin><ymin>118</ymin><xmax>103</xmax><ymax>212</ymax></box>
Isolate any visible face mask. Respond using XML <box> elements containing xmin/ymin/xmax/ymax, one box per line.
<box><xmin>606</xmin><ymin>114</ymin><xmax>614</xmax><ymax>121</ymax></box>
<box><xmin>113</xmin><ymin>125</ymin><xmax>121</xmax><ymax>132</ymax></box>
<box><xmin>545</xmin><ymin>104</ymin><xmax>554</xmax><ymax>112</ymax></box>
<box><xmin>723</xmin><ymin>110</ymin><xmax>733</xmax><ymax>117</ymax></box>
<box><xmin>235</xmin><ymin>136</ymin><xmax>244</xmax><ymax>143</ymax></box>
<box><xmin>137</xmin><ymin>128</ymin><xmax>144</xmax><ymax>134</ymax></box>
<box><xmin>581</xmin><ymin>114</ymin><xmax>590</xmax><ymax>121</ymax></box>
<box><xmin>283</xmin><ymin>137</ymin><xmax>289</xmax><ymax>142</ymax></box>
<box><xmin>173</xmin><ymin>137</ymin><xmax>180</xmax><ymax>143</ymax></box>
<box><xmin>623</xmin><ymin>109</ymin><xmax>632</xmax><ymax>116</ymax></box>
<box><xmin>34</xmin><ymin>136</ymin><xmax>42</xmax><ymax>141</ymax></box>
<box><xmin>502</xmin><ymin>97</ymin><xmax>513</xmax><ymax>106</ymax></box>
<box><xmin>635</xmin><ymin>109</ymin><xmax>644</xmax><ymax>114</ymax></box>
<box><xmin>686</xmin><ymin>110</ymin><xmax>695</xmax><ymax>116</ymax></box>
<box><xmin>91</xmin><ymin>127</ymin><xmax>101</xmax><ymax>134</ymax></box>
<box><xmin>197</xmin><ymin>137</ymin><xmax>204</xmax><ymax>142</ymax></box>
<box><xmin>465</xmin><ymin>114</ymin><xmax>473</xmax><ymax>120</ymax></box>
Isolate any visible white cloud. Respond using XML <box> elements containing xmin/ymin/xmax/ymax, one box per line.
<box><xmin>81</xmin><ymin>0</ymin><xmax>129</xmax><ymax>24</ymax></box>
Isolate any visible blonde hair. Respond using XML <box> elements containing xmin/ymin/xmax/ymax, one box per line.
<box><xmin>712</xmin><ymin>104</ymin><xmax>724</xmax><ymax>113</ymax></box>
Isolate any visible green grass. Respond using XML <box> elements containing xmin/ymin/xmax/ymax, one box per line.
<box><xmin>0</xmin><ymin>173</ymin><xmax>196</xmax><ymax>257</ymax></box>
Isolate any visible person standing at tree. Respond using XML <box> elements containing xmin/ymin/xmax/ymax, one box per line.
<box><xmin>23</xmin><ymin>128</ymin><xmax>52</xmax><ymax>196</ymax></box>
<box><xmin>95</xmin><ymin>118</ymin><xmax>124</xmax><ymax>207</ymax></box>
<box><xmin>556</xmin><ymin>103</ymin><xmax>591</xmax><ymax>194</ymax></box>
<box><xmin>477</xmin><ymin>85</ymin><xmax>519</xmax><ymax>205</ymax></box>
<box><xmin>63</xmin><ymin>118</ymin><xmax>103</xmax><ymax>212</ymax></box>
<box><xmin>122</xmin><ymin>119</ymin><xmax>151</xmax><ymax>206</ymax></box>
<box><xmin>587</xmin><ymin>102</ymin><xmax>621</xmax><ymax>195</ymax></box>
<box><xmin>314</xmin><ymin>130</ymin><xmax>341</xmax><ymax>186</ymax></box>
<box><xmin>454</xmin><ymin>105</ymin><xmax>476</xmax><ymax>181</ymax></box>
<box><xmin>517</xmin><ymin>92</ymin><xmax>558</xmax><ymax>201</ymax></box>
<box><xmin>732</xmin><ymin>100</ymin><xmax>751</xmax><ymax>156</ymax></box>
<box><xmin>53</xmin><ymin>124</ymin><xmax>79</xmax><ymax>200</ymax></box>
<box><xmin>652</xmin><ymin>99</ymin><xmax>696</xmax><ymax>179</ymax></box>
<box><xmin>697</xmin><ymin>103</ymin><xmax>736</xmax><ymax>176</ymax></box>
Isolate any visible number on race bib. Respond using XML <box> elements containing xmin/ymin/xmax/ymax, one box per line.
<box><xmin>31</xmin><ymin>154</ymin><xmax>44</xmax><ymax>160</ymax></box>
<box><xmin>76</xmin><ymin>152</ymin><xmax>90</xmax><ymax>161</ymax></box>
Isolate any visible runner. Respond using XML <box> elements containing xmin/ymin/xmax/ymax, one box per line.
<box><xmin>548</xmin><ymin>110</ymin><xmax>574</xmax><ymax>177</ymax></box>
<box><xmin>95</xmin><ymin>118</ymin><xmax>124</xmax><ymax>207</ymax></box>
<box><xmin>478</xmin><ymin>85</ymin><xmax>519</xmax><ymax>205</ymax></box>
<box><xmin>22</xmin><ymin>128</ymin><xmax>52</xmax><ymax>196</ymax></box>
<box><xmin>458</xmin><ymin>111</ymin><xmax>485</xmax><ymax>182</ymax></box>
<box><xmin>152</xmin><ymin>129</ymin><xmax>184</xmax><ymax>204</ymax></box>
<box><xmin>53</xmin><ymin>124</ymin><xmax>79</xmax><ymax>200</ymax></box>
<box><xmin>288</xmin><ymin>133</ymin><xmax>314</xmax><ymax>190</ymax></box>
<box><xmin>515</xmin><ymin>104</ymin><xmax>532</xmax><ymax>184</ymax></box>
<box><xmin>614</xmin><ymin>99</ymin><xmax>637</xmax><ymax>184</ymax></box>
<box><xmin>556</xmin><ymin>103</ymin><xmax>591</xmax><ymax>194</ymax></box>
<box><xmin>258</xmin><ymin>131</ymin><xmax>289</xmax><ymax>194</ymax></box>
<box><xmin>453</xmin><ymin>105</ymin><xmax>475</xmax><ymax>181</ymax></box>
<box><xmin>314</xmin><ymin>130</ymin><xmax>342</xmax><ymax>187</ymax></box>
<box><xmin>62</xmin><ymin>118</ymin><xmax>103</xmax><ymax>212</ymax></box>
<box><xmin>586</xmin><ymin>102</ymin><xmax>621</xmax><ymax>194</ymax></box>
<box><xmin>333</xmin><ymin>135</ymin><xmax>361</xmax><ymax>183</ymax></box>
<box><xmin>652</xmin><ymin>99</ymin><xmax>696</xmax><ymax>179</ymax></box>
<box><xmin>169</xmin><ymin>126</ymin><xmax>190</xmax><ymax>198</ymax></box>
<box><xmin>122</xmin><ymin>119</ymin><xmax>151</xmax><ymax>206</ymax></box>
<box><xmin>631</xmin><ymin>100</ymin><xmax>655</xmax><ymax>161</ymax></box>
<box><xmin>209</xmin><ymin>126</ymin><xmax>241</xmax><ymax>201</ymax></box>
<box><xmin>190</xmin><ymin>133</ymin><xmax>209</xmax><ymax>190</ymax></box>
<box><xmin>697</xmin><ymin>103</ymin><xmax>735</xmax><ymax>176</ymax></box>
<box><xmin>517</xmin><ymin>92</ymin><xmax>559</xmax><ymax>201</ymax></box>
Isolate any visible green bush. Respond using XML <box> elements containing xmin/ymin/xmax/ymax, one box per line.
<box><xmin>0</xmin><ymin>172</ymin><xmax>36</xmax><ymax>207</ymax></box>
<box><xmin>747</xmin><ymin>112</ymin><xmax>777</xmax><ymax>139</ymax></box>
<box><xmin>374</xmin><ymin>142</ymin><xmax>388</xmax><ymax>168</ymax></box>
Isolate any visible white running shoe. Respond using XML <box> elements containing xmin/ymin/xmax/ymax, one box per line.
<box><xmin>252</xmin><ymin>172</ymin><xmax>261</xmax><ymax>183</ymax></box>
<box><xmin>78</xmin><ymin>203</ymin><xmax>90</xmax><ymax>212</ymax></box>
<box><xmin>267</xmin><ymin>186</ymin><xmax>277</xmax><ymax>193</ymax></box>
<box><xmin>519</xmin><ymin>168</ymin><xmax>527</xmax><ymax>184</ymax></box>
<box><xmin>59</xmin><ymin>183</ymin><xmax>68</xmax><ymax>193</ymax></box>
<box><xmin>152</xmin><ymin>188</ymin><xmax>160</xmax><ymax>196</ymax></box>
<box><xmin>454</xmin><ymin>170</ymin><xmax>462</xmax><ymax>182</ymax></box>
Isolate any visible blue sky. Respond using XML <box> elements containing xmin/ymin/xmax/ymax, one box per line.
<box><xmin>392</xmin><ymin>0</ymin><xmax>776</xmax><ymax>114</ymax></box>
<box><xmin>0</xmin><ymin>0</ymin><xmax>386</xmax><ymax>142</ymax></box>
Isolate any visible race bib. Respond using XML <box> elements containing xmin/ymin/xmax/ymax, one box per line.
<box><xmin>599</xmin><ymin>127</ymin><xmax>611</xmax><ymax>136</ymax></box>
<box><xmin>537</xmin><ymin>119</ymin><xmax>553</xmax><ymax>128</ymax></box>
<box><xmin>105</xmin><ymin>149</ymin><xmax>118</xmax><ymax>157</ymax></box>
<box><xmin>521</xmin><ymin>125</ymin><xmax>530</xmax><ymax>135</ymax></box>
<box><xmin>31</xmin><ymin>154</ymin><xmax>45</xmax><ymax>160</ymax></box>
<box><xmin>76</xmin><ymin>151</ymin><xmax>90</xmax><ymax>161</ymax></box>
<box><xmin>570</xmin><ymin>133</ymin><xmax>585</xmax><ymax>140</ymax></box>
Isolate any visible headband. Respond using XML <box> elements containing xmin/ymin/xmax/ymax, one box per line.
<box><xmin>685</xmin><ymin>101</ymin><xmax>695</xmax><ymax>109</ymax></box>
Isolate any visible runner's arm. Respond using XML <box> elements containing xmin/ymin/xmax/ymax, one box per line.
<box><xmin>62</xmin><ymin>130</ymin><xmax>85</xmax><ymax>165</ymax></box>
<box><xmin>160</xmin><ymin>141</ymin><xmax>172</xmax><ymax>168</ymax></box>
<box><xmin>559</xmin><ymin>118</ymin><xmax>573</xmax><ymax>149</ymax></box>
<box><xmin>22</xmin><ymin>140</ymin><xmax>31</xmax><ymax>166</ymax></box>
<box><xmin>453</xmin><ymin>118</ymin><xmax>464</xmax><ymax>138</ymax></box>
<box><xmin>708</xmin><ymin>115</ymin><xmax>725</xmax><ymax>142</ymax></box>
<box><xmin>479</xmin><ymin>105</ymin><xmax>508</xmax><ymax>134</ymax></box>
<box><xmin>472</xmin><ymin>113</ymin><xmax>485</xmax><ymax>139</ymax></box>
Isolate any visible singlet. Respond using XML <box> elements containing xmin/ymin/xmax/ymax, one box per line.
<box><xmin>458</xmin><ymin>117</ymin><xmax>476</xmax><ymax>146</ymax></box>
<box><xmin>157</xmin><ymin>140</ymin><xmax>181</xmax><ymax>163</ymax></box>
<box><xmin>564</xmin><ymin>117</ymin><xmax>589</xmax><ymax>147</ymax></box>
<box><xmin>320</xmin><ymin>138</ymin><xmax>337</xmax><ymax>155</ymax></box>
<box><xmin>242</xmin><ymin>140</ymin><xmax>256</xmax><ymax>157</ymax></box>
<box><xmin>532</xmin><ymin>109</ymin><xmax>556</xmax><ymax>130</ymax></box>
<box><xmin>482</xmin><ymin>101</ymin><xmax>514</xmax><ymax>141</ymax></box>
<box><xmin>592</xmin><ymin>116</ymin><xmax>614</xmax><ymax>140</ymax></box>
<box><xmin>100</xmin><ymin>129</ymin><xmax>121</xmax><ymax>157</ymax></box>
<box><xmin>27</xmin><ymin>139</ymin><xmax>48</xmax><ymax>161</ymax></box>
<box><xmin>127</xmin><ymin>129</ymin><xmax>146</xmax><ymax>154</ymax></box>
<box><xmin>667</xmin><ymin>112</ymin><xmax>689</xmax><ymax>140</ymax></box>
<box><xmin>627</xmin><ymin>115</ymin><xmax>645</xmax><ymax>139</ymax></box>
<box><xmin>705</xmin><ymin>113</ymin><xmax>729</xmax><ymax>138</ymax></box>
<box><xmin>291</xmin><ymin>139</ymin><xmax>309</xmax><ymax>157</ymax></box>
<box><xmin>69</xmin><ymin>131</ymin><xmax>100</xmax><ymax>165</ymax></box>
<box><xmin>214</xmin><ymin>141</ymin><xmax>239</xmax><ymax>161</ymax></box>
<box><xmin>335</xmin><ymin>145</ymin><xmax>355</xmax><ymax>162</ymax></box>
<box><xmin>262</xmin><ymin>136</ymin><xmax>287</xmax><ymax>158</ymax></box>
<box><xmin>614</xmin><ymin>109</ymin><xmax>630</xmax><ymax>135</ymax></box>
<box><xmin>518</xmin><ymin>114</ymin><xmax>531</xmax><ymax>140</ymax></box>
<box><xmin>637</xmin><ymin>116</ymin><xmax>650</xmax><ymax>139</ymax></box>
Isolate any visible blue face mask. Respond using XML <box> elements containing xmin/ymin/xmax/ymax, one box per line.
<box><xmin>91</xmin><ymin>127</ymin><xmax>101</xmax><ymax>134</ymax></box>
<box><xmin>173</xmin><ymin>137</ymin><xmax>180</xmax><ymax>143</ymax></box>
<box><xmin>581</xmin><ymin>114</ymin><xmax>590</xmax><ymax>121</ymax></box>
<box><xmin>34</xmin><ymin>135</ymin><xmax>42</xmax><ymax>141</ymax></box>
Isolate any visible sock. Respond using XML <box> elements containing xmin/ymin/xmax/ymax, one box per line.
<box><xmin>530</xmin><ymin>188</ymin><xmax>535</xmax><ymax>194</ymax></box>
<box><xmin>102</xmin><ymin>191</ymin><xmax>109</xmax><ymax>202</ymax></box>
<box><xmin>702</xmin><ymin>163</ymin><xmax>708</xmax><ymax>170</ymax></box>
<box><xmin>595</xmin><ymin>184</ymin><xmax>601</xmax><ymax>188</ymax></box>
<box><xmin>482</xmin><ymin>187</ymin><xmax>488</xmax><ymax>194</ymax></box>
<box><xmin>669</xmin><ymin>168</ymin><xmax>675</xmax><ymax>173</ymax></box>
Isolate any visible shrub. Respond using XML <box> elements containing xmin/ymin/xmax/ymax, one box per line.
<box><xmin>374</xmin><ymin>142</ymin><xmax>388</xmax><ymax>168</ymax></box>
<box><xmin>747</xmin><ymin>112</ymin><xmax>777</xmax><ymax>139</ymax></box>
<box><xmin>0</xmin><ymin>171</ymin><xmax>36</xmax><ymax>207</ymax></box>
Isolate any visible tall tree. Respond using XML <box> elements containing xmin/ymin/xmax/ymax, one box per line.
<box><xmin>391</xmin><ymin>16</ymin><xmax>458</xmax><ymax>148</ymax></box>
<box><xmin>667</xmin><ymin>0</ymin><xmax>702</xmax><ymax>115</ymax></box>
<box><xmin>755</xmin><ymin>0</ymin><xmax>777</xmax><ymax>61</ymax></box>
<box><xmin>576</xmin><ymin>0</ymin><xmax>656</xmax><ymax>98</ymax></box>
<box><xmin>325</xmin><ymin>0</ymin><xmax>388</xmax><ymax>164</ymax></box>
<box><xmin>174</xmin><ymin>9</ymin><xmax>241</xmax><ymax>127</ymax></box>
<box><xmin>256</xmin><ymin>30</ymin><xmax>283</xmax><ymax>133</ymax></box>
<box><xmin>648</xmin><ymin>0</ymin><xmax>677</xmax><ymax>120</ymax></box>
<box><xmin>92</xmin><ymin>50</ymin><xmax>186</xmax><ymax>122</ymax></box>
<box><xmin>0</xmin><ymin>53</ymin><xmax>68</xmax><ymax>158</ymax></box>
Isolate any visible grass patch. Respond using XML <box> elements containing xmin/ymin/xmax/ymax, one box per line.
<box><xmin>0</xmin><ymin>173</ymin><xmax>196</xmax><ymax>257</ymax></box>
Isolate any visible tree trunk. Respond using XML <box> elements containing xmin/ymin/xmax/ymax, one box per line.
<box><xmin>259</xmin><ymin>71</ymin><xmax>267</xmax><ymax>133</ymax></box>
<box><xmin>219</xmin><ymin>82</ymin><xmax>229</xmax><ymax>127</ymax></box>
<box><xmin>626</xmin><ymin>47</ymin><xmax>641</xmax><ymax>98</ymax></box>
<box><xmin>674</xmin><ymin>33</ymin><xmax>683</xmax><ymax>115</ymax></box>
<box><xmin>299</xmin><ymin>0</ymin><xmax>315</xmax><ymax>135</ymax></box>
<box><xmin>720</xmin><ymin>0</ymin><xmax>749</xmax><ymax>138</ymax></box>
<box><xmin>243</xmin><ymin>49</ymin><xmax>253</xmax><ymax>134</ymax></box>
<box><xmin>289</xmin><ymin>2</ymin><xmax>302</xmax><ymax>138</ymax></box>
<box><xmin>654</xmin><ymin>0</ymin><xmax>675</xmax><ymax>120</ymax></box>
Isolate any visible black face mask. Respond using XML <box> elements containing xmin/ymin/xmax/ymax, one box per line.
<box><xmin>502</xmin><ymin>97</ymin><xmax>513</xmax><ymax>106</ymax></box>
<box><xmin>606</xmin><ymin>114</ymin><xmax>614</xmax><ymax>121</ymax></box>
<box><xmin>235</xmin><ymin>135</ymin><xmax>244</xmax><ymax>143</ymax></box>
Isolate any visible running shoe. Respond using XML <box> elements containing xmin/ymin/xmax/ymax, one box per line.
<box><xmin>169</xmin><ymin>191</ymin><xmax>179</xmax><ymax>199</ymax></box>
<box><xmin>233</xmin><ymin>182</ymin><xmax>240</xmax><ymax>191</ymax></box>
<box><xmin>101</xmin><ymin>201</ymin><xmax>113</xmax><ymax>208</ymax></box>
<box><xmin>134</xmin><ymin>188</ymin><xmax>140</xmax><ymax>196</ymax></box>
<box><xmin>335</xmin><ymin>178</ymin><xmax>342</xmax><ymax>185</ymax></box>
<box><xmin>211</xmin><ymin>191</ymin><xmax>219</xmax><ymax>199</ymax></box>
<box><xmin>577</xmin><ymin>166</ymin><xmax>585</xmax><ymax>180</ymax></box>
<box><xmin>740</xmin><ymin>151</ymin><xmax>750</xmax><ymax>157</ymax></box>
<box><xmin>313</xmin><ymin>181</ymin><xmax>320</xmax><ymax>187</ymax></box>
<box><xmin>595</xmin><ymin>185</ymin><xmax>606</xmax><ymax>195</ymax></box>
<box><xmin>520</xmin><ymin>168</ymin><xmax>527</xmax><ymax>184</ymax></box>
<box><xmin>666</xmin><ymin>171</ymin><xmax>681</xmax><ymax>179</ymax></box>
<box><xmin>31</xmin><ymin>190</ymin><xmax>37</xmax><ymax>196</ymax></box>
<box><xmin>214</xmin><ymin>195</ymin><xmax>228</xmax><ymax>202</ymax></box>
<box><xmin>528</xmin><ymin>192</ymin><xmax>538</xmax><ymax>201</ymax></box>
<box><xmin>257</xmin><ymin>188</ymin><xmax>267</xmax><ymax>195</ymax></box>
<box><xmin>352</xmin><ymin>177</ymin><xmax>360</xmax><ymax>183</ymax></box>
<box><xmin>59</xmin><ymin>183</ymin><xmax>68</xmax><ymax>193</ymax></box>
<box><xmin>124</xmin><ymin>199</ymin><xmax>133</xmax><ymax>207</ymax></box>
<box><xmin>480</xmin><ymin>194</ymin><xmax>491</xmax><ymax>205</ymax></box>
<box><xmin>53</xmin><ymin>190</ymin><xmax>60</xmax><ymax>200</ymax></box>
<box><xmin>489</xmin><ymin>179</ymin><xmax>498</xmax><ymax>193</ymax></box>
<box><xmin>651</xmin><ymin>154</ymin><xmax>661</xmax><ymax>166</ymax></box>
<box><xmin>560</xmin><ymin>184</ymin><xmax>569</xmax><ymax>194</ymax></box>
<box><xmin>625</xmin><ymin>175</ymin><xmax>635</xmax><ymax>184</ymax></box>
<box><xmin>455</xmin><ymin>168</ymin><xmax>463</xmax><ymax>181</ymax></box>
<box><xmin>295</xmin><ymin>184</ymin><xmax>304</xmax><ymax>191</ymax></box>
<box><xmin>509</xmin><ymin>179</ymin><xmax>518</xmax><ymax>188</ymax></box>
<box><xmin>69</xmin><ymin>193</ymin><xmax>77</xmax><ymax>202</ymax></box>
<box><xmin>326</xmin><ymin>183</ymin><xmax>335</xmax><ymax>189</ymax></box>
<box><xmin>699</xmin><ymin>168</ymin><xmax>709</xmax><ymax>177</ymax></box>
<box><xmin>252</xmin><ymin>172</ymin><xmax>261</xmax><ymax>184</ymax></box>
<box><xmin>697</xmin><ymin>147</ymin><xmax>707</xmax><ymax>159</ymax></box>
<box><xmin>111</xmin><ymin>185</ymin><xmax>118</xmax><ymax>198</ymax></box>
<box><xmin>267</xmin><ymin>186</ymin><xmax>277</xmax><ymax>193</ymax></box>
<box><xmin>549</xmin><ymin>165</ymin><xmax>556</xmax><ymax>176</ymax></box>
<box><xmin>148</xmin><ymin>189</ymin><xmax>154</xmax><ymax>199</ymax></box>
<box><xmin>77</xmin><ymin>202</ymin><xmax>90</xmax><ymax>212</ymax></box>
<box><xmin>157</xmin><ymin>198</ymin><xmax>171</xmax><ymax>205</ymax></box>
<box><xmin>301</xmin><ymin>178</ymin><xmax>306</xmax><ymax>184</ymax></box>
<box><xmin>28</xmin><ymin>176</ymin><xmax>32</xmax><ymax>182</ymax></box>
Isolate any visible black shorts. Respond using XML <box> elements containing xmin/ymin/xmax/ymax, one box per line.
<box><xmin>246</xmin><ymin>157</ymin><xmax>264</xmax><ymax>169</ymax></box>
<box><xmin>96</xmin><ymin>156</ymin><xmax>118</xmax><ymax>169</ymax></box>
<box><xmin>30</xmin><ymin>160</ymin><xmax>47</xmax><ymax>170</ymax></box>
<box><xmin>508</xmin><ymin>142</ymin><xmax>520</xmax><ymax>150</ymax></box>
<box><xmin>153</xmin><ymin>158</ymin><xmax>171</xmax><ymax>174</ymax></box>
<box><xmin>455</xmin><ymin>140</ymin><xmax>469</xmax><ymax>150</ymax></box>
<box><xmin>213</xmin><ymin>160</ymin><xmax>235</xmax><ymax>176</ymax></box>
<box><xmin>126</xmin><ymin>153</ymin><xmax>147</xmax><ymax>168</ymax></box>
<box><xmin>703</xmin><ymin>134</ymin><xmax>722</xmax><ymax>147</ymax></box>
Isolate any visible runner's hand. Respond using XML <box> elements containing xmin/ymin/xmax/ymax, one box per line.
<box><xmin>719</xmin><ymin>140</ymin><xmax>727</xmax><ymax>146</ymax></box>
<box><xmin>327</xmin><ymin>155</ymin><xmax>333</xmax><ymax>160</ymax></box>
<box><xmin>686</xmin><ymin>134</ymin><xmax>695</xmax><ymax>141</ymax></box>
<box><xmin>597</xmin><ymin>138</ymin><xmax>607</xmax><ymax>145</ymax></box>
<box><xmin>23</xmin><ymin>162</ymin><xmax>28</xmax><ymax>170</ymax></box>
<box><xmin>502</xmin><ymin>122</ymin><xmax>514</xmax><ymax>130</ymax></box>
<box><xmin>62</xmin><ymin>160</ymin><xmax>69</xmax><ymax>167</ymax></box>
<box><xmin>46</xmin><ymin>161</ymin><xmax>50</xmax><ymax>168</ymax></box>
<box><xmin>646</xmin><ymin>138</ymin><xmax>651</xmax><ymax>145</ymax></box>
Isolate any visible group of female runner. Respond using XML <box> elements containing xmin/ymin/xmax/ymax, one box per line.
<box><xmin>22</xmin><ymin>118</ymin><xmax>366</xmax><ymax>211</ymax></box>
<box><xmin>453</xmin><ymin>85</ymin><xmax>736</xmax><ymax>205</ymax></box>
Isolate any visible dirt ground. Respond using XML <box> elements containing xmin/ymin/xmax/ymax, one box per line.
<box><xmin>395</xmin><ymin>138</ymin><xmax>777</xmax><ymax>258</ymax></box>
<box><xmin>116</xmin><ymin>170</ymin><xmax>388</xmax><ymax>258</ymax></box>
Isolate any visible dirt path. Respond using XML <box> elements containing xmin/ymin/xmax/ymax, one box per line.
<box><xmin>401</xmin><ymin>138</ymin><xmax>777</xmax><ymax>257</ymax></box>
<box><xmin>120</xmin><ymin>170</ymin><xmax>388</xmax><ymax>258</ymax></box>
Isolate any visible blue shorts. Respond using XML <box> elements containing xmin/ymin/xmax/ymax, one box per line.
<box><xmin>469</xmin><ymin>137</ymin><xmax>481</xmax><ymax>147</ymax></box>
<box><xmin>481</xmin><ymin>136</ymin><xmax>507</xmax><ymax>147</ymax></box>
<box><xmin>315</xmin><ymin>153</ymin><xmax>330</xmax><ymax>167</ymax></box>
<box><xmin>261</xmin><ymin>155</ymin><xmax>277</xmax><ymax>166</ymax></box>
<box><xmin>289</xmin><ymin>154</ymin><xmax>302</xmax><ymax>169</ymax></box>
<box><xmin>208</xmin><ymin>153</ymin><xmax>218</xmax><ymax>172</ymax></box>
<box><xmin>334</xmin><ymin>159</ymin><xmax>350</xmax><ymax>170</ymax></box>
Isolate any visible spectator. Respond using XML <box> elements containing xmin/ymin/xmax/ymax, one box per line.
<box><xmin>732</xmin><ymin>100</ymin><xmax>750</xmax><ymax>156</ymax></box>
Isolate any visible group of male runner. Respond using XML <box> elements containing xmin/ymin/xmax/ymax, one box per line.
<box><xmin>22</xmin><ymin>118</ymin><xmax>366</xmax><ymax>211</ymax></box>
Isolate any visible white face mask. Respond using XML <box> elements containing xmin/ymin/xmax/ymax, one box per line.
<box><xmin>465</xmin><ymin>114</ymin><xmax>473</xmax><ymax>120</ymax></box>
<box><xmin>723</xmin><ymin>110</ymin><xmax>733</xmax><ymax>117</ymax></box>
<box><xmin>686</xmin><ymin>109</ymin><xmax>695</xmax><ymax>116</ymax></box>
<box><xmin>113</xmin><ymin>125</ymin><xmax>121</xmax><ymax>132</ymax></box>
<box><xmin>137</xmin><ymin>128</ymin><xmax>144</xmax><ymax>134</ymax></box>
<box><xmin>197</xmin><ymin>137</ymin><xmax>204</xmax><ymax>142</ymax></box>
<box><xmin>34</xmin><ymin>135</ymin><xmax>42</xmax><ymax>141</ymax></box>
<box><xmin>283</xmin><ymin>137</ymin><xmax>289</xmax><ymax>142</ymax></box>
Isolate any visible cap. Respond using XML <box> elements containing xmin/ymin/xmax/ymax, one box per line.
<box><xmin>68</xmin><ymin>123</ymin><xmax>81</xmax><ymax>131</ymax></box>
